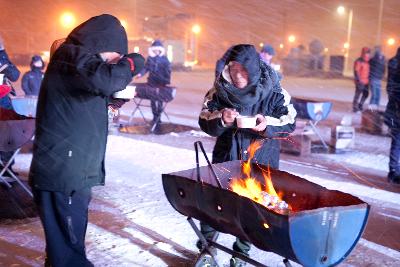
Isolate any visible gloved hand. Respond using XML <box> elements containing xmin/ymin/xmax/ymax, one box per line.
<box><xmin>124</xmin><ymin>53</ymin><xmax>145</xmax><ymax>77</ymax></box>
<box><xmin>108</xmin><ymin>97</ymin><xmax>129</xmax><ymax>109</ymax></box>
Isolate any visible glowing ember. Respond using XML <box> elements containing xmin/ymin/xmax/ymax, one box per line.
<box><xmin>229</xmin><ymin>141</ymin><xmax>291</xmax><ymax>213</ymax></box>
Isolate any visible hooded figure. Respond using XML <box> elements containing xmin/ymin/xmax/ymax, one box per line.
<box><xmin>352</xmin><ymin>47</ymin><xmax>371</xmax><ymax>112</ymax></box>
<box><xmin>29</xmin><ymin>14</ymin><xmax>144</xmax><ymax>267</ymax></box>
<box><xmin>384</xmin><ymin>47</ymin><xmax>400</xmax><ymax>184</ymax></box>
<box><xmin>369</xmin><ymin>46</ymin><xmax>386</xmax><ymax>105</ymax></box>
<box><xmin>138</xmin><ymin>39</ymin><xmax>172</xmax><ymax>127</ymax></box>
<box><xmin>198</xmin><ymin>44</ymin><xmax>296</xmax><ymax>266</ymax></box>
<box><xmin>21</xmin><ymin>55</ymin><xmax>45</xmax><ymax>96</ymax></box>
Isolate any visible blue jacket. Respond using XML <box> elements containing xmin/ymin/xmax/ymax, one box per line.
<box><xmin>142</xmin><ymin>55</ymin><xmax>171</xmax><ymax>86</ymax></box>
<box><xmin>369</xmin><ymin>53</ymin><xmax>386</xmax><ymax>80</ymax></box>
<box><xmin>22</xmin><ymin>69</ymin><xmax>44</xmax><ymax>96</ymax></box>
<box><xmin>0</xmin><ymin>49</ymin><xmax>20</xmax><ymax>109</ymax></box>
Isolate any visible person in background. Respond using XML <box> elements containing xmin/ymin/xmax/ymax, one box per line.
<box><xmin>138</xmin><ymin>40</ymin><xmax>171</xmax><ymax>129</ymax></box>
<box><xmin>22</xmin><ymin>55</ymin><xmax>45</xmax><ymax>96</ymax></box>
<box><xmin>368</xmin><ymin>46</ymin><xmax>386</xmax><ymax>107</ymax></box>
<box><xmin>0</xmin><ymin>34</ymin><xmax>21</xmax><ymax>177</ymax></box>
<box><xmin>384</xmin><ymin>47</ymin><xmax>400</xmax><ymax>184</ymax></box>
<box><xmin>198</xmin><ymin>44</ymin><xmax>296</xmax><ymax>267</ymax></box>
<box><xmin>29</xmin><ymin>14</ymin><xmax>144</xmax><ymax>267</ymax></box>
<box><xmin>352</xmin><ymin>47</ymin><xmax>370</xmax><ymax>112</ymax></box>
<box><xmin>260</xmin><ymin>43</ymin><xmax>282</xmax><ymax>80</ymax></box>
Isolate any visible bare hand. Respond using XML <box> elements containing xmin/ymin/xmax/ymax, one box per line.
<box><xmin>252</xmin><ymin>114</ymin><xmax>267</xmax><ymax>132</ymax></box>
<box><xmin>222</xmin><ymin>108</ymin><xmax>239</xmax><ymax>126</ymax></box>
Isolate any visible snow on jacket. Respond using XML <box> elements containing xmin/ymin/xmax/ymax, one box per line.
<box><xmin>0</xmin><ymin>49</ymin><xmax>20</xmax><ymax>109</ymax></box>
<box><xmin>384</xmin><ymin>47</ymin><xmax>400</xmax><ymax>129</ymax></box>
<box><xmin>29</xmin><ymin>14</ymin><xmax>135</xmax><ymax>194</ymax></box>
<box><xmin>141</xmin><ymin>42</ymin><xmax>171</xmax><ymax>86</ymax></box>
<box><xmin>199</xmin><ymin>44</ymin><xmax>296</xmax><ymax>169</ymax></box>
<box><xmin>21</xmin><ymin>55</ymin><xmax>45</xmax><ymax>96</ymax></box>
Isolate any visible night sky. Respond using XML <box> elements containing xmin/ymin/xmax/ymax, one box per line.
<box><xmin>0</xmin><ymin>0</ymin><xmax>399</xmax><ymax>65</ymax></box>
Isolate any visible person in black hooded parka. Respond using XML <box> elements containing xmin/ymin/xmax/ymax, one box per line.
<box><xmin>29</xmin><ymin>14</ymin><xmax>144</xmax><ymax>267</ymax></box>
<box><xmin>21</xmin><ymin>55</ymin><xmax>45</xmax><ymax>96</ymax></box>
<box><xmin>384</xmin><ymin>47</ymin><xmax>400</xmax><ymax>184</ymax></box>
<box><xmin>198</xmin><ymin>44</ymin><xmax>297</xmax><ymax>267</ymax></box>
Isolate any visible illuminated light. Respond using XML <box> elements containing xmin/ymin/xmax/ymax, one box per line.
<box><xmin>187</xmin><ymin>49</ymin><xmax>192</xmax><ymax>54</ymax></box>
<box><xmin>167</xmin><ymin>45</ymin><xmax>173</xmax><ymax>62</ymax></box>
<box><xmin>259</xmin><ymin>42</ymin><xmax>264</xmax><ymax>48</ymax></box>
<box><xmin>324</xmin><ymin>48</ymin><xmax>329</xmax><ymax>53</ymax></box>
<box><xmin>387</xmin><ymin>38</ymin><xmax>396</xmax><ymax>46</ymax></box>
<box><xmin>144</xmin><ymin>17</ymin><xmax>149</xmax><ymax>21</ymax></box>
<box><xmin>337</xmin><ymin>6</ymin><xmax>345</xmax><ymax>15</ymax></box>
<box><xmin>192</xmin><ymin>24</ymin><xmax>201</xmax><ymax>34</ymax></box>
<box><xmin>184</xmin><ymin>60</ymin><xmax>197</xmax><ymax>67</ymax></box>
<box><xmin>288</xmin><ymin>35</ymin><xmax>296</xmax><ymax>43</ymax></box>
<box><xmin>133</xmin><ymin>46</ymin><xmax>140</xmax><ymax>53</ymax></box>
<box><xmin>279</xmin><ymin>43</ymin><xmax>284</xmax><ymax>49</ymax></box>
<box><xmin>343</xmin><ymin>42</ymin><xmax>349</xmax><ymax>49</ymax></box>
<box><xmin>120</xmin><ymin>19</ymin><xmax>128</xmax><ymax>29</ymax></box>
<box><xmin>60</xmin><ymin>12</ymin><xmax>76</xmax><ymax>28</ymax></box>
<box><xmin>263</xmin><ymin>223</ymin><xmax>270</xmax><ymax>229</ymax></box>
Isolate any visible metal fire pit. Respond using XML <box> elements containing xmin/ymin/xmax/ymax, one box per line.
<box><xmin>162</xmin><ymin>142</ymin><xmax>369</xmax><ymax>267</ymax></box>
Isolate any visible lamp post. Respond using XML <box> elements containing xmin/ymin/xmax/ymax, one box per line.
<box><xmin>60</xmin><ymin>12</ymin><xmax>76</xmax><ymax>29</ymax></box>
<box><xmin>191</xmin><ymin>24</ymin><xmax>201</xmax><ymax>63</ymax></box>
<box><xmin>337</xmin><ymin>6</ymin><xmax>353</xmax><ymax>74</ymax></box>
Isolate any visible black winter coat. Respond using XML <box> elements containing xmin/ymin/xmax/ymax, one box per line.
<box><xmin>22</xmin><ymin>69</ymin><xmax>44</xmax><ymax>96</ymax></box>
<box><xmin>0</xmin><ymin>49</ymin><xmax>20</xmax><ymax>109</ymax></box>
<box><xmin>384</xmin><ymin>48</ymin><xmax>400</xmax><ymax>129</ymax></box>
<box><xmin>199</xmin><ymin>45</ymin><xmax>296</xmax><ymax>169</ymax></box>
<box><xmin>29</xmin><ymin>14</ymin><xmax>133</xmax><ymax>194</ymax></box>
<box><xmin>369</xmin><ymin>53</ymin><xmax>386</xmax><ymax>80</ymax></box>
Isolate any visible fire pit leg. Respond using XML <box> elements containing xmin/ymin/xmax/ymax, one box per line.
<box><xmin>283</xmin><ymin>258</ymin><xmax>292</xmax><ymax>267</ymax></box>
<box><xmin>187</xmin><ymin>217</ymin><xmax>271</xmax><ymax>267</ymax></box>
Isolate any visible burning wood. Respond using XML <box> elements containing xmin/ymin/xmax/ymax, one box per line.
<box><xmin>229</xmin><ymin>141</ymin><xmax>291</xmax><ymax>213</ymax></box>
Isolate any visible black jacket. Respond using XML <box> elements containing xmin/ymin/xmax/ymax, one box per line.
<box><xmin>29</xmin><ymin>14</ymin><xmax>134</xmax><ymax>194</ymax></box>
<box><xmin>369</xmin><ymin>53</ymin><xmax>385</xmax><ymax>80</ymax></box>
<box><xmin>384</xmin><ymin>48</ymin><xmax>400</xmax><ymax>129</ymax></box>
<box><xmin>199</xmin><ymin>45</ymin><xmax>296</xmax><ymax>169</ymax></box>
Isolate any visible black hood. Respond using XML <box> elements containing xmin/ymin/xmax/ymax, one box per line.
<box><xmin>396</xmin><ymin>47</ymin><xmax>400</xmax><ymax>60</ymax></box>
<box><xmin>65</xmin><ymin>14</ymin><xmax>128</xmax><ymax>55</ymax></box>
<box><xmin>225</xmin><ymin>44</ymin><xmax>261</xmax><ymax>85</ymax></box>
<box><xmin>30</xmin><ymin>55</ymin><xmax>45</xmax><ymax>70</ymax></box>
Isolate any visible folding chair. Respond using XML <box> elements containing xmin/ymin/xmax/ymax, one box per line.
<box><xmin>0</xmin><ymin>108</ymin><xmax>35</xmax><ymax>197</ymax></box>
<box><xmin>129</xmin><ymin>83</ymin><xmax>177</xmax><ymax>132</ymax></box>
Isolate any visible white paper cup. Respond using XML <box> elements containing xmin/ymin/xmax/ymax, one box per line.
<box><xmin>236</xmin><ymin>115</ymin><xmax>257</xmax><ymax>128</ymax></box>
<box><xmin>113</xmin><ymin>85</ymin><xmax>136</xmax><ymax>99</ymax></box>
<box><xmin>0</xmin><ymin>74</ymin><xmax>4</xmax><ymax>84</ymax></box>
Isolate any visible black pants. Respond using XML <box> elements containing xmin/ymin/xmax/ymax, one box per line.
<box><xmin>352</xmin><ymin>83</ymin><xmax>369</xmax><ymax>112</ymax></box>
<box><xmin>199</xmin><ymin>222</ymin><xmax>251</xmax><ymax>256</ymax></box>
<box><xmin>34</xmin><ymin>188</ymin><xmax>93</xmax><ymax>267</ymax></box>
<box><xmin>151</xmin><ymin>100</ymin><xmax>164</xmax><ymax>123</ymax></box>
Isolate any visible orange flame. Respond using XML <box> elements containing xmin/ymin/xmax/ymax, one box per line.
<box><xmin>230</xmin><ymin>141</ymin><xmax>288</xmax><ymax>210</ymax></box>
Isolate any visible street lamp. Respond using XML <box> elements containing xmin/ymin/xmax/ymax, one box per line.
<box><xmin>120</xmin><ymin>19</ymin><xmax>128</xmax><ymax>29</ymax></box>
<box><xmin>387</xmin><ymin>38</ymin><xmax>396</xmax><ymax>46</ymax></box>
<box><xmin>60</xmin><ymin>12</ymin><xmax>76</xmax><ymax>29</ymax></box>
<box><xmin>191</xmin><ymin>24</ymin><xmax>201</xmax><ymax>63</ymax></box>
<box><xmin>288</xmin><ymin>35</ymin><xmax>296</xmax><ymax>43</ymax></box>
<box><xmin>337</xmin><ymin>6</ymin><xmax>353</xmax><ymax>74</ymax></box>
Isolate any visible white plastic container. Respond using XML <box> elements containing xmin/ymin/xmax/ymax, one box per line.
<box><xmin>113</xmin><ymin>85</ymin><xmax>136</xmax><ymax>99</ymax></box>
<box><xmin>236</xmin><ymin>115</ymin><xmax>257</xmax><ymax>128</ymax></box>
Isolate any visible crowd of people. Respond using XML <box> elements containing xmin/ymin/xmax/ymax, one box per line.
<box><xmin>0</xmin><ymin>12</ymin><xmax>399</xmax><ymax>267</ymax></box>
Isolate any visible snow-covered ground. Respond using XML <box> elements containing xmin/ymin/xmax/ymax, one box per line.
<box><xmin>1</xmin><ymin>135</ymin><xmax>399</xmax><ymax>267</ymax></box>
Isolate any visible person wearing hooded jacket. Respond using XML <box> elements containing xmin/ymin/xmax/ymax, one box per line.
<box><xmin>29</xmin><ymin>14</ymin><xmax>145</xmax><ymax>267</ymax></box>
<box><xmin>369</xmin><ymin>46</ymin><xmax>386</xmax><ymax>106</ymax></box>
<box><xmin>198</xmin><ymin>44</ymin><xmax>296</xmax><ymax>267</ymax></box>
<box><xmin>138</xmin><ymin>40</ymin><xmax>171</xmax><ymax>128</ymax></box>
<box><xmin>352</xmin><ymin>47</ymin><xmax>371</xmax><ymax>112</ymax></box>
<box><xmin>22</xmin><ymin>55</ymin><xmax>45</xmax><ymax>96</ymax></box>
<box><xmin>384</xmin><ymin>47</ymin><xmax>400</xmax><ymax>184</ymax></box>
<box><xmin>0</xmin><ymin>35</ymin><xmax>21</xmax><ymax>177</ymax></box>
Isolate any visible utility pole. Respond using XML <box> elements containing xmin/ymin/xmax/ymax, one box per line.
<box><xmin>376</xmin><ymin>0</ymin><xmax>384</xmax><ymax>45</ymax></box>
